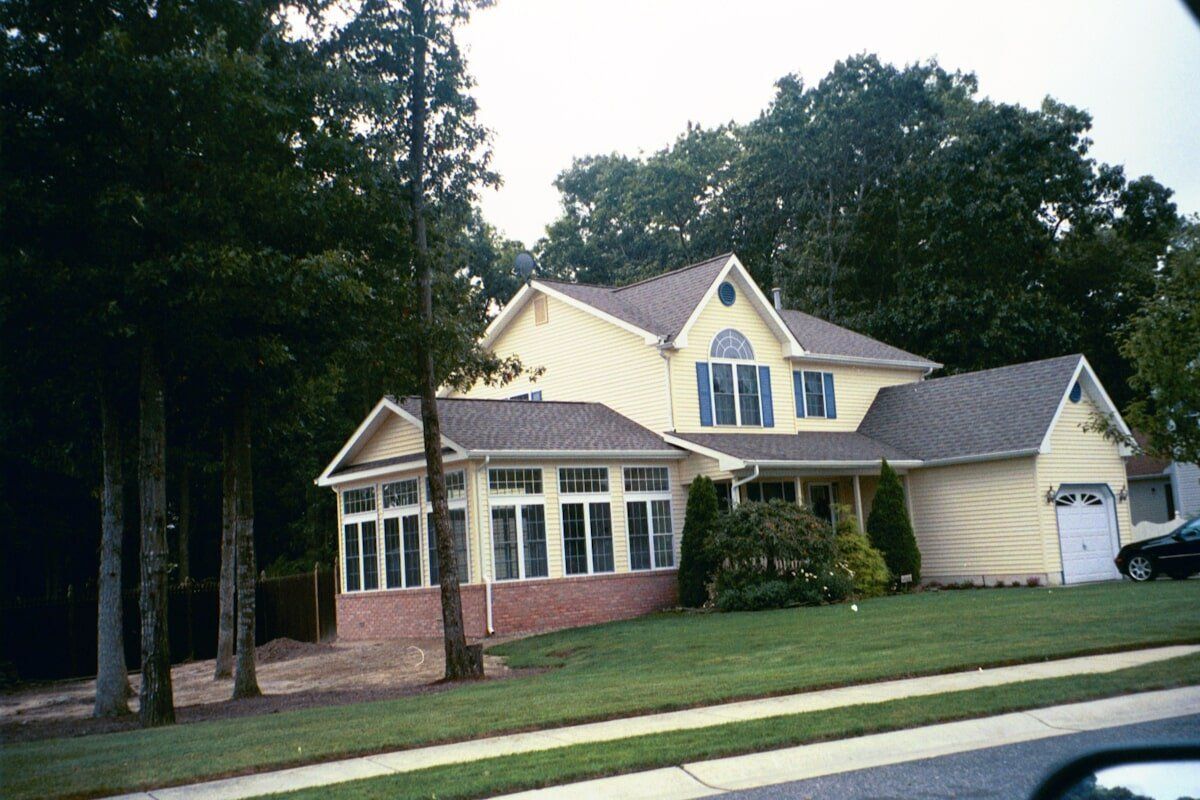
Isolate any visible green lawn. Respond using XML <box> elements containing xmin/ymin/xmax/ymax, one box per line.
<box><xmin>4</xmin><ymin>581</ymin><xmax>1199</xmax><ymax>800</ymax></box>
<box><xmin>271</xmin><ymin>651</ymin><xmax>1200</xmax><ymax>800</ymax></box>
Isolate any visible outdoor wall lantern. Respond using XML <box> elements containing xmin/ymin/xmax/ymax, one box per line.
<box><xmin>1118</xmin><ymin>485</ymin><xmax>1128</xmax><ymax>502</ymax></box>
<box><xmin>1044</xmin><ymin>486</ymin><xmax>1057</xmax><ymax>504</ymax></box>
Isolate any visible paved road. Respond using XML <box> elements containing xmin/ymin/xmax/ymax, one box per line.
<box><xmin>726</xmin><ymin>714</ymin><xmax>1200</xmax><ymax>800</ymax></box>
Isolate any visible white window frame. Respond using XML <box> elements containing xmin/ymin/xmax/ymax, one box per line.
<box><xmin>558</xmin><ymin>467</ymin><xmax>615</xmax><ymax>576</ymax></box>
<box><xmin>488</xmin><ymin>467</ymin><xmax>548</xmax><ymax>581</ymax></box>
<box><xmin>799</xmin><ymin>370</ymin><xmax>833</xmax><ymax>419</ymax></box>
<box><xmin>806</xmin><ymin>481</ymin><xmax>839</xmax><ymax>525</ymax></box>
<box><xmin>623</xmin><ymin>466</ymin><xmax>676</xmax><ymax>571</ymax></box>
<box><xmin>422</xmin><ymin>469</ymin><xmax>470</xmax><ymax>585</ymax></box>
<box><xmin>341</xmin><ymin>484</ymin><xmax>381</xmax><ymax>593</ymax></box>
<box><xmin>709</xmin><ymin>358</ymin><xmax>764</xmax><ymax>427</ymax></box>
<box><xmin>381</xmin><ymin>478</ymin><xmax>421</xmax><ymax>590</ymax></box>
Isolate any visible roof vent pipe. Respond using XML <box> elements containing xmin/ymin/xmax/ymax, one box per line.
<box><xmin>771</xmin><ymin>287</ymin><xmax>782</xmax><ymax>310</ymax></box>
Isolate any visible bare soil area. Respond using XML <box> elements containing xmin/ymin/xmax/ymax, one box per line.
<box><xmin>1</xmin><ymin>637</ymin><xmax>526</xmax><ymax>743</ymax></box>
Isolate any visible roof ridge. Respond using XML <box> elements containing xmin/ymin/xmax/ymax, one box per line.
<box><xmin>611</xmin><ymin>252</ymin><xmax>733</xmax><ymax>292</ymax></box>
<box><xmin>397</xmin><ymin>395</ymin><xmax>607</xmax><ymax>408</ymax></box>
<box><xmin>896</xmin><ymin>354</ymin><xmax>1082</xmax><ymax>389</ymax></box>
<box><xmin>534</xmin><ymin>276</ymin><xmax>617</xmax><ymax>291</ymax></box>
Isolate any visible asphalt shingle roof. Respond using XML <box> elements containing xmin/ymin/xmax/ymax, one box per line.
<box><xmin>669</xmin><ymin>431</ymin><xmax>915</xmax><ymax>463</ymax></box>
<box><xmin>858</xmin><ymin>354</ymin><xmax>1083</xmax><ymax>462</ymax></box>
<box><xmin>394</xmin><ymin>397</ymin><xmax>681</xmax><ymax>454</ymax></box>
<box><xmin>779</xmin><ymin>310</ymin><xmax>938</xmax><ymax>367</ymax></box>
<box><xmin>1125</xmin><ymin>430</ymin><xmax>1171</xmax><ymax>477</ymax></box>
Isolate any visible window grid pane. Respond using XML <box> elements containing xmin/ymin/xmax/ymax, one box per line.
<box><xmin>651</xmin><ymin>500</ymin><xmax>674</xmax><ymax>568</ymax></box>
<box><xmin>342</xmin><ymin>487</ymin><xmax>376</xmax><ymax>515</ymax></box>
<box><xmin>623</xmin><ymin>467</ymin><xmax>670</xmax><ymax>494</ymax></box>
<box><xmin>402</xmin><ymin>515</ymin><xmax>421</xmax><ymax>587</ymax></box>
<box><xmin>382</xmin><ymin>478</ymin><xmax>418</xmax><ymax>509</ymax></box>
<box><xmin>627</xmin><ymin>501</ymin><xmax>651</xmax><ymax>570</ymax></box>
<box><xmin>562</xmin><ymin>503</ymin><xmax>589</xmax><ymax>575</ymax></box>
<box><xmin>522</xmin><ymin>505</ymin><xmax>549</xmax><ymax>578</ymax></box>
<box><xmin>344</xmin><ymin>524</ymin><xmax>361</xmax><ymax>591</ymax></box>
<box><xmin>589</xmin><ymin>502</ymin><xmax>615</xmax><ymax>573</ymax></box>
<box><xmin>425</xmin><ymin>470</ymin><xmax>466</xmax><ymax>502</ymax></box>
<box><xmin>804</xmin><ymin>371</ymin><xmax>826</xmax><ymax>418</ymax></box>
<box><xmin>737</xmin><ymin>364</ymin><xmax>761</xmax><ymax>425</ymax></box>
<box><xmin>492</xmin><ymin>507</ymin><xmax>519</xmax><ymax>581</ymax></box>
<box><xmin>558</xmin><ymin>467</ymin><xmax>609</xmax><ymax>494</ymax></box>
<box><xmin>711</xmin><ymin>363</ymin><xmax>736</xmax><ymax>425</ymax></box>
<box><xmin>384</xmin><ymin>518</ymin><xmax>403</xmax><ymax>588</ymax></box>
<box><xmin>426</xmin><ymin>509</ymin><xmax>468</xmax><ymax>585</ymax></box>
<box><xmin>360</xmin><ymin>520</ymin><xmax>379</xmax><ymax>591</ymax></box>
<box><xmin>488</xmin><ymin>468</ymin><xmax>544</xmax><ymax>496</ymax></box>
<box><xmin>710</xmin><ymin>328</ymin><xmax>755</xmax><ymax>360</ymax></box>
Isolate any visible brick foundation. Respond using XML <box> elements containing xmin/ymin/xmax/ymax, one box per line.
<box><xmin>336</xmin><ymin>570</ymin><xmax>678</xmax><ymax>639</ymax></box>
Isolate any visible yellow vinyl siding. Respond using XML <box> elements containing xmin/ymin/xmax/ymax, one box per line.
<box><xmin>1034</xmin><ymin>395</ymin><xmax>1134</xmax><ymax>575</ymax></box>
<box><xmin>790</xmin><ymin>364</ymin><xmax>923</xmax><ymax>432</ymax></box>
<box><xmin>452</xmin><ymin>293</ymin><xmax>670</xmax><ymax>432</ymax></box>
<box><xmin>907</xmin><ymin>456</ymin><xmax>1044</xmax><ymax>578</ymax></box>
<box><xmin>351</xmin><ymin>414</ymin><xmax>426</xmax><ymax>465</ymax></box>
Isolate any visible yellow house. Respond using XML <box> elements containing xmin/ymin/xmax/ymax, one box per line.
<box><xmin>318</xmin><ymin>253</ymin><xmax>1134</xmax><ymax>638</ymax></box>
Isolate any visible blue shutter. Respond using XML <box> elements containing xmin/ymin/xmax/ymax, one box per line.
<box><xmin>530</xmin><ymin>390</ymin><xmax>543</xmax><ymax>401</ymax></box>
<box><xmin>758</xmin><ymin>366</ymin><xmax>774</xmax><ymax>427</ymax></box>
<box><xmin>793</xmin><ymin>371</ymin><xmax>806</xmax><ymax>418</ymax></box>
<box><xmin>823</xmin><ymin>372</ymin><xmax>837</xmax><ymax>419</ymax></box>
<box><xmin>696</xmin><ymin>362</ymin><xmax>713</xmax><ymax>427</ymax></box>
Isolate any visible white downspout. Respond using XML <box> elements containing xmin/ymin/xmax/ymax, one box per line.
<box><xmin>730</xmin><ymin>464</ymin><xmax>760</xmax><ymax>507</ymax></box>
<box><xmin>657</xmin><ymin>339</ymin><xmax>675</xmax><ymax>431</ymax></box>
<box><xmin>481</xmin><ymin>454</ymin><xmax>494</xmax><ymax>635</ymax></box>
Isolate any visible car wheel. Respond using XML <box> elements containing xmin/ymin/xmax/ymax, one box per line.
<box><xmin>1126</xmin><ymin>555</ymin><xmax>1155</xmax><ymax>582</ymax></box>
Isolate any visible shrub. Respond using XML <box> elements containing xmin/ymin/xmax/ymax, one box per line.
<box><xmin>867</xmin><ymin>459</ymin><xmax>921</xmax><ymax>588</ymax></box>
<box><xmin>707</xmin><ymin>500</ymin><xmax>852</xmax><ymax>611</ymax></box>
<box><xmin>833</xmin><ymin>505</ymin><xmax>890</xmax><ymax>597</ymax></box>
<box><xmin>678</xmin><ymin>476</ymin><xmax>720</xmax><ymax>607</ymax></box>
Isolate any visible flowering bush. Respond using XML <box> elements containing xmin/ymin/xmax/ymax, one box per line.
<box><xmin>708</xmin><ymin>500</ymin><xmax>852</xmax><ymax>611</ymax></box>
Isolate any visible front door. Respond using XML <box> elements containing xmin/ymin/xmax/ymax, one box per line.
<box><xmin>808</xmin><ymin>483</ymin><xmax>837</xmax><ymax>525</ymax></box>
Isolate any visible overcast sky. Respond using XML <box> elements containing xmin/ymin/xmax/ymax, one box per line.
<box><xmin>457</xmin><ymin>0</ymin><xmax>1200</xmax><ymax>247</ymax></box>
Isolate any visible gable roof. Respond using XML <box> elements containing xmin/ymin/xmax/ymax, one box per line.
<box><xmin>666</xmin><ymin>431</ymin><xmax>917</xmax><ymax>469</ymax></box>
<box><xmin>779</xmin><ymin>310</ymin><xmax>939</xmax><ymax>369</ymax></box>
<box><xmin>858</xmin><ymin>354</ymin><xmax>1097</xmax><ymax>463</ymax></box>
<box><xmin>1126</xmin><ymin>430</ymin><xmax>1171</xmax><ymax>478</ymax></box>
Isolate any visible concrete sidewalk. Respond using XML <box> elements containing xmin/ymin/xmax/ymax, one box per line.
<box><xmin>494</xmin><ymin>685</ymin><xmax>1200</xmax><ymax>799</ymax></box>
<box><xmin>107</xmin><ymin>644</ymin><xmax>1199</xmax><ymax>800</ymax></box>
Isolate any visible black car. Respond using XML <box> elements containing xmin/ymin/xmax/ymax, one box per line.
<box><xmin>1115</xmin><ymin>515</ymin><xmax>1200</xmax><ymax>581</ymax></box>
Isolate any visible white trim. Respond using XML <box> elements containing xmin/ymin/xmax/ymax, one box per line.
<box><xmin>748</xmin><ymin>458</ymin><xmax>923</xmax><ymax>470</ymax></box>
<box><xmin>623</xmin><ymin>481</ymin><xmax>676</xmax><ymax>571</ymax></box>
<box><xmin>319</xmin><ymin>453</ymin><xmax>470</xmax><ymax>487</ymax></box>
<box><xmin>787</xmin><ymin>352</ymin><xmax>943</xmax><ymax>371</ymax></box>
<box><xmin>530</xmin><ymin>280</ymin><xmax>661</xmax><ymax>344</ymax></box>
<box><xmin>472</xmin><ymin>449</ymin><xmax>686</xmax><ymax>460</ymax></box>
<box><xmin>316</xmin><ymin>397</ymin><xmax>392</xmax><ymax>486</ymax></box>
<box><xmin>1039</xmin><ymin>356</ymin><xmax>1133</xmax><ymax>456</ymax></box>
<box><xmin>478</xmin><ymin>282</ymin><xmax>534</xmax><ymax>351</ymax></box>
<box><xmin>674</xmin><ymin>256</ymin><xmax>805</xmax><ymax>356</ymax></box>
<box><xmin>708</xmin><ymin>356</ymin><xmax>765</xmax><ymax>427</ymax></box>
<box><xmin>558</xmin><ymin>466</ymin><xmax>616</xmax><ymax>577</ymax></box>
<box><xmin>797</xmin><ymin>369</ymin><xmax>833</xmax><ymax>419</ymax></box>
<box><xmin>919</xmin><ymin>449</ymin><xmax>1039</xmax><ymax>468</ymax></box>
<box><xmin>660</xmin><ymin>434</ymin><xmax>748</xmax><ymax>471</ymax></box>
<box><xmin>853</xmin><ymin>474</ymin><xmax>865</xmax><ymax>533</ymax></box>
<box><xmin>806</xmin><ymin>481</ymin><xmax>839</xmax><ymax>525</ymax></box>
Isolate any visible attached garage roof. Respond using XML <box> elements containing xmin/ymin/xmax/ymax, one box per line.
<box><xmin>666</xmin><ymin>431</ymin><xmax>916</xmax><ymax>465</ymax></box>
<box><xmin>858</xmin><ymin>354</ymin><xmax>1084</xmax><ymax>462</ymax></box>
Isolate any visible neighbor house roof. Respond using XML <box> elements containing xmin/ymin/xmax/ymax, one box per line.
<box><xmin>858</xmin><ymin>354</ymin><xmax>1084</xmax><ymax>463</ymax></box>
<box><xmin>393</xmin><ymin>397</ymin><xmax>680</xmax><ymax>456</ymax></box>
<box><xmin>666</xmin><ymin>431</ymin><xmax>916</xmax><ymax>466</ymax></box>
<box><xmin>1125</xmin><ymin>430</ymin><xmax>1171</xmax><ymax>477</ymax></box>
<box><xmin>536</xmin><ymin>252</ymin><xmax>937</xmax><ymax>367</ymax></box>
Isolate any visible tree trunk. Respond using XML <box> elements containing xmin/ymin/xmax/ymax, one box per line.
<box><xmin>138</xmin><ymin>341</ymin><xmax>175</xmax><ymax>727</ymax></box>
<box><xmin>95</xmin><ymin>379</ymin><xmax>130</xmax><ymax>717</ymax></box>
<box><xmin>406</xmin><ymin>0</ymin><xmax>481</xmax><ymax>681</ymax></box>
<box><xmin>231</xmin><ymin>391</ymin><xmax>261</xmax><ymax>699</ymax></box>
<box><xmin>214</xmin><ymin>428</ymin><xmax>236</xmax><ymax>679</ymax></box>
<box><xmin>178</xmin><ymin>461</ymin><xmax>193</xmax><ymax>660</ymax></box>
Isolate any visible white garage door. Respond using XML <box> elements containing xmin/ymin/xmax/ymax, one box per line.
<box><xmin>1055</xmin><ymin>488</ymin><xmax>1121</xmax><ymax>584</ymax></box>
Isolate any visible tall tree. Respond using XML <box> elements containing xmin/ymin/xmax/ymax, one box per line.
<box><xmin>230</xmin><ymin>393</ymin><xmax>260</xmax><ymax>697</ymax></box>
<box><xmin>214</xmin><ymin>430</ymin><xmax>236</xmax><ymax>679</ymax></box>
<box><xmin>94</xmin><ymin>378</ymin><xmax>130</xmax><ymax>717</ymax></box>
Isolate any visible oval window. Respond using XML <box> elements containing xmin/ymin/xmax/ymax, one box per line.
<box><xmin>718</xmin><ymin>281</ymin><xmax>736</xmax><ymax>306</ymax></box>
<box><xmin>1069</xmin><ymin>382</ymin><xmax>1082</xmax><ymax>403</ymax></box>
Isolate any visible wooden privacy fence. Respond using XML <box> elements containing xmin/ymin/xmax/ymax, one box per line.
<box><xmin>0</xmin><ymin>565</ymin><xmax>337</xmax><ymax>682</ymax></box>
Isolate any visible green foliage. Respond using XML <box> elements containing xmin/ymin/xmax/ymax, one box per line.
<box><xmin>678</xmin><ymin>476</ymin><xmax>720</xmax><ymax>607</ymax></box>
<box><xmin>866</xmin><ymin>461</ymin><xmax>921</xmax><ymax>587</ymax></box>
<box><xmin>708</xmin><ymin>500</ymin><xmax>851</xmax><ymax>611</ymax></box>
<box><xmin>1114</xmin><ymin>221</ymin><xmax>1200</xmax><ymax>466</ymax></box>
<box><xmin>834</xmin><ymin>506</ymin><xmax>891</xmax><ymax>598</ymax></box>
<box><xmin>535</xmin><ymin>54</ymin><xmax>1179</xmax><ymax>407</ymax></box>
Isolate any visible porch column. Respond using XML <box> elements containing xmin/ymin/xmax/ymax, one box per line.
<box><xmin>853</xmin><ymin>474</ymin><xmax>865</xmax><ymax>533</ymax></box>
<box><xmin>902</xmin><ymin>473</ymin><xmax>917</xmax><ymax>526</ymax></box>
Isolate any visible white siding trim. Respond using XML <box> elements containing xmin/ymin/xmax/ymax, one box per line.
<box><xmin>1039</xmin><ymin>356</ymin><xmax>1132</xmax><ymax>456</ymax></box>
<box><xmin>674</xmin><ymin>256</ymin><xmax>805</xmax><ymax>356</ymax></box>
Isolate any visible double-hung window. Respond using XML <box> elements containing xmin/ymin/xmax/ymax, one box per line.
<box><xmin>489</xmin><ymin>468</ymin><xmax>548</xmax><ymax>580</ymax></box>
<box><xmin>341</xmin><ymin>486</ymin><xmax>379</xmax><ymax>592</ymax></box>
<box><xmin>797</xmin><ymin>370</ymin><xmax>837</xmax><ymax>419</ymax></box>
<box><xmin>558</xmin><ymin>467</ymin><xmax>614</xmax><ymax>575</ymax></box>
<box><xmin>381</xmin><ymin>478</ymin><xmax>421</xmax><ymax>589</ymax></box>
<box><xmin>708</xmin><ymin>329</ymin><xmax>763</xmax><ymax>426</ymax></box>
<box><xmin>624</xmin><ymin>467</ymin><xmax>675</xmax><ymax>570</ymax></box>
<box><xmin>424</xmin><ymin>470</ymin><xmax>469</xmax><ymax>585</ymax></box>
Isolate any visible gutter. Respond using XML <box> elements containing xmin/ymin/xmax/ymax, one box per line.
<box><xmin>481</xmin><ymin>454</ymin><xmax>494</xmax><ymax>635</ymax></box>
<box><xmin>919</xmin><ymin>449</ymin><xmax>1038</xmax><ymax>468</ymax></box>
<box><xmin>656</xmin><ymin>337</ymin><xmax>676</xmax><ymax>431</ymax></box>
<box><xmin>730</xmin><ymin>464</ymin><xmax>760</xmax><ymax>507</ymax></box>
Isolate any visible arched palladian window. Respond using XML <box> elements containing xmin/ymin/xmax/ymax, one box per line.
<box><xmin>707</xmin><ymin>329</ymin><xmax>764</xmax><ymax>426</ymax></box>
<box><xmin>710</xmin><ymin>328</ymin><xmax>755</xmax><ymax>360</ymax></box>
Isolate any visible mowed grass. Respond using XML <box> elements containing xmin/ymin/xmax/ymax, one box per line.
<box><xmin>4</xmin><ymin>581</ymin><xmax>1199</xmax><ymax>800</ymax></box>
<box><xmin>272</xmin><ymin>651</ymin><xmax>1200</xmax><ymax>800</ymax></box>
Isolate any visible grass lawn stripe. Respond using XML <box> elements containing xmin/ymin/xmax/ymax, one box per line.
<box><xmin>267</xmin><ymin>651</ymin><xmax>1200</xmax><ymax>800</ymax></box>
<box><xmin>3</xmin><ymin>582</ymin><xmax>1198</xmax><ymax>800</ymax></box>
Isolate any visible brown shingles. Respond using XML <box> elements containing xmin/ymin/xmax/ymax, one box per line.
<box><xmin>669</xmin><ymin>431</ymin><xmax>915</xmax><ymax>463</ymax></box>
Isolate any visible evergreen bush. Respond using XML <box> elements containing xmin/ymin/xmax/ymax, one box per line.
<box><xmin>833</xmin><ymin>504</ymin><xmax>890</xmax><ymax>597</ymax></box>
<box><xmin>866</xmin><ymin>459</ymin><xmax>921</xmax><ymax>587</ymax></box>
<box><xmin>678</xmin><ymin>476</ymin><xmax>720</xmax><ymax>607</ymax></box>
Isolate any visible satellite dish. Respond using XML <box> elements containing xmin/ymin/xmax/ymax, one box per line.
<box><xmin>514</xmin><ymin>251</ymin><xmax>537</xmax><ymax>281</ymax></box>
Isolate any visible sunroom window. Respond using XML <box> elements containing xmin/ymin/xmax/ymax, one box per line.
<box><xmin>489</xmin><ymin>467</ymin><xmax>548</xmax><ymax>580</ymax></box>
<box><xmin>624</xmin><ymin>467</ymin><xmax>674</xmax><ymax>570</ymax></box>
<box><xmin>559</xmin><ymin>467</ymin><xmax>614</xmax><ymax>575</ymax></box>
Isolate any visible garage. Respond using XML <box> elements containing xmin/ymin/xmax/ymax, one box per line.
<box><xmin>1055</xmin><ymin>487</ymin><xmax>1122</xmax><ymax>584</ymax></box>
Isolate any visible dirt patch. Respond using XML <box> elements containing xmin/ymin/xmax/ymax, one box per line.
<box><xmin>1</xmin><ymin>637</ymin><xmax>530</xmax><ymax>744</ymax></box>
